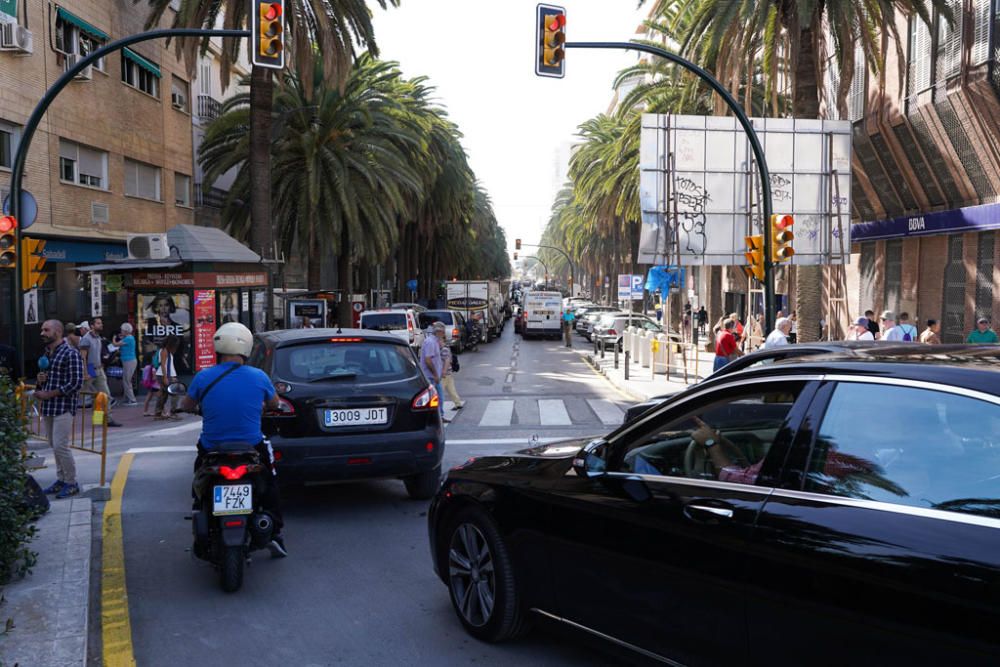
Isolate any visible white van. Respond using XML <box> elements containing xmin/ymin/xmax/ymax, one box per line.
<box><xmin>522</xmin><ymin>291</ymin><xmax>563</xmax><ymax>339</ymax></box>
<box><xmin>359</xmin><ymin>309</ymin><xmax>425</xmax><ymax>350</ymax></box>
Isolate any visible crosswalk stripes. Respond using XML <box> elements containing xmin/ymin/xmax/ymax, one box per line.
<box><xmin>478</xmin><ymin>399</ymin><xmax>515</xmax><ymax>427</ymax></box>
<box><xmin>586</xmin><ymin>398</ymin><xmax>625</xmax><ymax>425</ymax></box>
<box><xmin>538</xmin><ymin>399</ymin><xmax>572</xmax><ymax>425</ymax></box>
<box><xmin>466</xmin><ymin>397</ymin><xmax>626</xmax><ymax>428</ymax></box>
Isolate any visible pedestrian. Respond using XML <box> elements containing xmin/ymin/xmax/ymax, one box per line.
<box><xmin>114</xmin><ymin>323</ymin><xmax>139</xmax><ymax>406</ymax></box>
<box><xmin>881</xmin><ymin>311</ymin><xmax>918</xmax><ymax>342</ymax></box>
<box><xmin>63</xmin><ymin>323</ymin><xmax>81</xmax><ymax>350</ymax></box>
<box><xmin>919</xmin><ymin>319</ymin><xmax>941</xmax><ymax>344</ymax></box>
<box><xmin>877</xmin><ymin>311</ymin><xmax>897</xmax><ymax>341</ymax></box>
<box><xmin>846</xmin><ymin>317</ymin><xmax>875</xmax><ymax>341</ymax></box>
<box><xmin>78</xmin><ymin>317</ymin><xmax>122</xmax><ymax>427</ymax></box>
<box><xmin>35</xmin><ymin>320</ymin><xmax>84</xmax><ymax>499</ymax></box>
<box><xmin>154</xmin><ymin>335</ymin><xmax>181</xmax><ymax>420</ymax></box>
<box><xmin>141</xmin><ymin>349</ymin><xmax>159</xmax><ymax>417</ymax></box>
<box><xmin>728</xmin><ymin>313</ymin><xmax>745</xmax><ymax>349</ymax></box>
<box><xmin>438</xmin><ymin>330</ymin><xmax>464</xmax><ymax>410</ymax></box>
<box><xmin>966</xmin><ymin>317</ymin><xmax>999</xmax><ymax>343</ymax></box>
<box><xmin>864</xmin><ymin>309</ymin><xmax>880</xmax><ymax>339</ymax></box>
<box><xmin>713</xmin><ymin>320</ymin><xmax>741</xmax><ymax>372</ymax></box>
<box><xmin>763</xmin><ymin>317</ymin><xmax>793</xmax><ymax>349</ymax></box>
<box><xmin>420</xmin><ymin>322</ymin><xmax>446</xmax><ymax>421</ymax></box>
<box><xmin>787</xmin><ymin>311</ymin><xmax>798</xmax><ymax>344</ymax></box>
<box><xmin>697</xmin><ymin>306</ymin><xmax>707</xmax><ymax>334</ymax></box>
<box><xmin>896</xmin><ymin>312</ymin><xmax>918</xmax><ymax>341</ymax></box>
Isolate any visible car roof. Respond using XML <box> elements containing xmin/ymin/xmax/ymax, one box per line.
<box><xmin>716</xmin><ymin>343</ymin><xmax>1000</xmax><ymax>396</ymax></box>
<box><xmin>362</xmin><ymin>309</ymin><xmax>412</xmax><ymax>315</ymax></box>
<box><xmin>257</xmin><ymin>328</ymin><xmax>406</xmax><ymax>348</ymax></box>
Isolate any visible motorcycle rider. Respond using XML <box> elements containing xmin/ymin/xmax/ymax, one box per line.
<box><xmin>178</xmin><ymin>322</ymin><xmax>287</xmax><ymax>557</ymax></box>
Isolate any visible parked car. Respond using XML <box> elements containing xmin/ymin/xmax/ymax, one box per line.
<box><xmin>418</xmin><ymin>310</ymin><xmax>468</xmax><ymax>352</ymax></box>
<box><xmin>428</xmin><ymin>346</ymin><xmax>1000</xmax><ymax>664</ymax></box>
<box><xmin>252</xmin><ymin>329</ymin><xmax>444</xmax><ymax>499</ymax></box>
<box><xmin>391</xmin><ymin>302</ymin><xmax>426</xmax><ymax>313</ymax></box>
<box><xmin>359</xmin><ymin>309</ymin><xmax>424</xmax><ymax>351</ymax></box>
<box><xmin>592</xmin><ymin>313</ymin><xmax>671</xmax><ymax>350</ymax></box>
<box><xmin>578</xmin><ymin>309</ymin><xmax>625</xmax><ymax>340</ymax></box>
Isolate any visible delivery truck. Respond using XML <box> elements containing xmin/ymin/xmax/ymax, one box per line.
<box><xmin>522</xmin><ymin>290</ymin><xmax>563</xmax><ymax>339</ymax></box>
<box><xmin>446</xmin><ymin>281</ymin><xmax>501</xmax><ymax>342</ymax></box>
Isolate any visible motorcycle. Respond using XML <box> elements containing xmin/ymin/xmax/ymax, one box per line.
<box><xmin>168</xmin><ymin>383</ymin><xmax>277</xmax><ymax>593</ymax></box>
<box><xmin>465</xmin><ymin>321</ymin><xmax>480</xmax><ymax>352</ymax></box>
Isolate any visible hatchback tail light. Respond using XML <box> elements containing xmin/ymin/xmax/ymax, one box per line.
<box><xmin>452</xmin><ymin>328</ymin><xmax>459</xmax><ymax>339</ymax></box>
<box><xmin>412</xmin><ymin>386</ymin><xmax>440</xmax><ymax>411</ymax></box>
<box><xmin>265</xmin><ymin>397</ymin><xmax>295</xmax><ymax>416</ymax></box>
<box><xmin>608</xmin><ymin>328</ymin><xmax>617</xmax><ymax>335</ymax></box>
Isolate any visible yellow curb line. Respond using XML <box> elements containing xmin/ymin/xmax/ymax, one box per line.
<box><xmin>102</xmin><ymin>452</ymin><xmax>136</xmax><ymax>667</ymax></box>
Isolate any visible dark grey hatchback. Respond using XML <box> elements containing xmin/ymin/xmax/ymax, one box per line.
<box><xmin>250</xmin><ymin>328</ymin><xmax>444</xmax><ymax>499</ymax></box>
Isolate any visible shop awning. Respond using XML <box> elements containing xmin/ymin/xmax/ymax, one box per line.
<box><xmin>56</xmin><ymin>7</ymin><xmax>108</xmax><ymax>41</ymax></box>
<box><xmin>123</xmin><ymin>48</ymin><xmax>161</xmax><ymax>78</ymax></box>
<box><xmin>76</xmin><ymin>260</ymin><xmax>181</xmax><ymax>272</ymax></box>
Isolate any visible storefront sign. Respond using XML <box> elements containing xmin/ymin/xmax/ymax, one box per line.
<box><xmin>41</xmin><ymin>239</ymin><xmax>127</xmax><ymax>263</ymax></box>
<box><xmin>214</xmin><ymin>273</ymin><xmax>267</xmax><ymax>287</ymax></box>
<box><xmin>127</xmin><ymin>272</ymin><xmax>267</xmax><ymax>288</ymax></box>
<box><xmin>853</xmin><ymin>202</ymin><xmax>1000</xmax><ymax>242</ymax></box>
<box><xmin>193</xmin><ymin>290</ymin><xmax>217</xmax><ymax>371</ymax></box>
<box><xmin>130</xmin><ymin>272</ymin><xmax>196</xmax><ymax>288</ymax></box>
<box><xmin>91</xmin><ymin>274</ymin><xmax>103</xmax><ymax>317</ymax></box>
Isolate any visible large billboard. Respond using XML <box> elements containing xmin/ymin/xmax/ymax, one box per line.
<box><xmin>639</xmin><ymin>114</ymin><xmax>852</xmax><ymax>266</ymax></box>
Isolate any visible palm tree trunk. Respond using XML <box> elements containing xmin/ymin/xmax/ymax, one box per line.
<box><xmin>307</xmin><ymin>214</ymin><xmax>321</xmax><ymax>290</ymax></box>
<box><xmin>337</xmin><ymin>226</ymin><xmax>352</xmax><ymax>327</ymax></box>
<box><xmin>249</xmin><ymin>66</ymin><xmax>274</xmax><ymax>328</ymax></box>
<box><xmin>792</xmin><ymin>22</ymin><xmax>823</xmax><ymax>342</ymax></box>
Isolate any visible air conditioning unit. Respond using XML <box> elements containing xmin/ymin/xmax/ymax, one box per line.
<box><xmin>63</xmin><ymin>53</ymin><xmax>92</xmax><ymax>80</ymax></box>
<box><xmin>0</xmin><ymin>23</ymin><xmax>33</xmax><ymax>54</ymax></box>
<box><xmin>171</xmin><ymin>92</ymin><xmax>187</xmax><ymax>110</ymax></box>
<box><xmin>127</xmin><ymin>234</ymin><xmax>171</xmax><ymax>260</ymax></box>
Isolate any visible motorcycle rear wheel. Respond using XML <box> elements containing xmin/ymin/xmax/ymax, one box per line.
<box><xmin>220</xmin><ymin>546</ymin><xmax>244</xmax><ymax>593</ymax></box>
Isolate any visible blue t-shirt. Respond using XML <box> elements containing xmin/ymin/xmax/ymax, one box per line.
<box><xmin>188</xmin><ymin>362</ymin><xmax>276</xmax><ymax>450</ymax></box>
<box><xmin>119</xmin><ymin>335</ymin><xmax>137</xmax><ymax>362</ymax></box>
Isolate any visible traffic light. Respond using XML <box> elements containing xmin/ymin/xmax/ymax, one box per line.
<box><xmin>21</xmin><ymin>238</ymin><xmax>46</xmax><ymax>288</ymax></box>
<box><xmin>535</xmin><ymin>4</ymin><xmax>566</xmax><ymax>78</ymax></box>
<box><xmin>515</xmin><ymin>238</ymin><xmax>521</xmax><ymax>250</ymax></box>
<box><xmin>743</xmin><ymin>235</ymin><xmax>765</xmax><ymax>282</ymax></box>
<box><xmin>0</xmin><ymin>216</ymin><xmax>16</xmax><ymax>269</ymax></box>
<box><xmin>513</xmin><ymin>252</ymin><xmax>518</xmax><ymax>260</ymax></box>
<box><xmin>770</xmin><ymin>214</ymin><xmax>795</xmax><ymax>263</ymax></box>
<box><xmin>252</xmin><ymin>1</ymin><xmax>284</xmax><ymax>69</ymax></box>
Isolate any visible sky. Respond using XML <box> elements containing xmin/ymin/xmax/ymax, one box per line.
<box><xmin>371</xmin><ymin>1</ymin><xmax>648</xmax><ymax>256</ymax></box>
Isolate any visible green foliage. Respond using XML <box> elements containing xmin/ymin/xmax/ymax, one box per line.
<box><xmin>0</xmin><ymin>376</ymin><xmax>38</xmax><ymax>584</ymax></box>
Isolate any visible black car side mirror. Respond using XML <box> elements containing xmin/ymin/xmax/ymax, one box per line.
<box><xmin>573</xmin><ymin>439</ymin><xmax>608</xmax><ymax>478</ymax></box>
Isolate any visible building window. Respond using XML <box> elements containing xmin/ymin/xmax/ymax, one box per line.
<box><xmin>972</xmin><ymin>0</ymin><xmax>991</xmax><ymax>64</ymax></box>
<box><xmin>121</xmin><ymin>50</ymin><xmax>161</xmax><ymax>98</ymax></box>
<box><xmin>175</xmin><ymin>172</ymin><xmax>191</xmax><ymax>207</ymax></box>
<box><xmin>170</xmin><ymin>76</ymin><xmax>189</xmax><ymax>112</ymax></box>
<box><xmin>942</xmin><ymin>235</ymin><xmax>967</xmax><ymax>343</ymax></box>
<box><xmin>0</xmin><ymin>120</ymin><xmax>20</xmax><ymax>170</ymax></box>
<box><xmin>58</xmin><ymin>139</ymin><xmax>108</xmax><ymax>189</ymax></box>
<box><xmin>907</xmin><ymin>0</ymin><xmax>964</xmax><ymax>102</ymax></box>
<box><xmin>975</xmin><ymin>231</ymin><xmax>994</xmax><ymax>321</ymax></box>
<box><xmin>883</xmin><ymin>239</ymin><xmax>903</xmax><ymax>316</ymax></box>
<box><xmin>54</xmin><ymin>11</ymin><xmax>107</xmax><ymax>71</ymax></box>
<box><xmin>124</xmin><ymin>158</ymin><xmax>161</xmax><ymax>201</ymax></box>
<box><xmin>823</xmin><ymin>47</ymin><xmax>865</xmax><ymax>122</ymax></box>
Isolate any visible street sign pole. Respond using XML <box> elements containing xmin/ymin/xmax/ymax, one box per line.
<box><xmin>7</xmin><ymin>28</ymin><xmax>250</xmax><ymax>378</ymax></box>
<box><xmin>564</xmin><ymin>41</ymin><xmax>776</xmax><ymax>334</ymax></box>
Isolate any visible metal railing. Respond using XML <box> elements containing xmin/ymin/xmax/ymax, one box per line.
<box><xmin>197</xmin><ymin>94</ymin><xmax>222</xmax><ymax>122</ymax></box>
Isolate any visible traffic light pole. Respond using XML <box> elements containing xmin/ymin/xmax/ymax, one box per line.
<box><xmin>8</xmin><ymin>28</ymin><xmax>250</xmax><ymax>378</ymax></box>
<box><xmin>521</xmin><ymin>243</ymin><xmax>575</xmax><ymax>295</ymax></box>
<box><xmin>523</xmin><ymin>256</ymin><xmax>550</xmax><ymax>285</ymax></box>
<box><xmin>564</xmin><ymin>41</ymin><xmax>776</xmax><ymax>334</ymax></box>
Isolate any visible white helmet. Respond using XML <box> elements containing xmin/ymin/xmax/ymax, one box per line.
<box><xmin>214</xmin><ymin>322</ymin><xmax>253</xmax><ymax>357</ymax></box>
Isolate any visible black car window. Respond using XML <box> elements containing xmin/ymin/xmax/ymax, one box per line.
<box><xmin>361</xmin><ymin>313</ymin><xmax>408</xmax><ymax>331</ymax></box>
<box><xmin>418</xmin><ymin>312</ymin><xmax>454</xmax><ymax>328</ymax></box>
<box><xmin>618</xmin><ymin>383</ymin><xmax>806</xmax><ymax>484</ymax></box>
<box><xmin>275</xmin><ymin>342</ymin><xmax>419</xmax><ymax>383</ymax></box>
<box><xmin>807</xmin><ymin>382</ymin><xmax>1000</xmax><ymax>518</ymax></box>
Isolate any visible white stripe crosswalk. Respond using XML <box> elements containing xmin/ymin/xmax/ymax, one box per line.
<box><xmin>478</xmin><ymin>400</ymin><xmax>515</xmax><ymax>427</ymax></box>
<box><xmin>467</xmin><ymin>397</ymin><xmax>625</xmax><ymax>428</ymax></box>
<box><xmin>586</xmin><ymin>398</ymin><xmax>625</xmax><ymax>425</ymax></box>
<box><xmin>538</xmin><ymin>399</ymin><xmax>571</xmax><ymax>425</ymax></box>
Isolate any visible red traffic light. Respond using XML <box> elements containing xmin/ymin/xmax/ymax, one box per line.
<box><xmin>262</xmin><ymin>2</ymin><xmax>281</xmax><ymax>20</ymax></box>
<box><xmin>548</xmin><ymin>14</ymin><xmax>566</xmax><ymax>30</ymax></box>
<box><xmin>0</xmin><ymin>216</ymin><xmax>16</xmax><ymax>234</ymax></box>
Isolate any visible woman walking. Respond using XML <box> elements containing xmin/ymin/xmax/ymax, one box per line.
<box><xmin>154</xmin><ymin>335</ymin><xmax>181</xmax><ymax>420</ymax></box>
<box><xmin>115</xmin><ymin>323</ymin><xmax>138</xmax><ymax>405</ymax></box>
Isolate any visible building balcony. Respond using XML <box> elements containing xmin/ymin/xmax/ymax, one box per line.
<box><xmin>197</xmin><ymin>94</ymin><xmax>222</xmax><ymax>122</ymax></box>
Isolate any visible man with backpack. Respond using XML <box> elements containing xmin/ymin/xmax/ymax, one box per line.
<box><xmin>881</xmin><ymin>311</ymin><xmax>918</xmax><ymax>342</ymax></box>
<box><xmin>78</xmin><ymin>317</ymin><xmax>122</xmax><ymax>427</ymax></box>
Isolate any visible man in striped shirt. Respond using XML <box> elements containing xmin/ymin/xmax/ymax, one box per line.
<box><xmin>35</xmin><ymin>320</ymin><xmax>84</xmax><ymax>499</ymax></box>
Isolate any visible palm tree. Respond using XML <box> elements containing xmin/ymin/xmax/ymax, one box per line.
<box><xmin>142</xmin><ymin>0</ymin><xmax>399</xmax><ymax>271</ymax></box>
<box><xmin>668</xmin><ymin>0</ymin><xmax>950</xmax><ymax>340</ymax></box>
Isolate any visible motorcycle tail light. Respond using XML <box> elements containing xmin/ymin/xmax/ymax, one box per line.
<box><xmin>224</xmin><ymin>519</ymin><xmax>244</xmax><ymax>528</ymax></box>
<box><xmin>219</xmin><ymin>465</ymin><xmax>248</xmax><ymax>480</ymax></box>
<box><xmin>412</xmin><ymin>386</ymin><xmax>440</xmax><ymax>411</ymax></box>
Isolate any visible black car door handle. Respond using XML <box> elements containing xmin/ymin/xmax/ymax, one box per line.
<box><xmin>684</xmin><ymin>504</ymin><xmax>734</xmax><ymax>521</ymax></box>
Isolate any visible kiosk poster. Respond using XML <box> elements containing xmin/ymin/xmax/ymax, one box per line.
<box><xmin>193</xmin><ymin>290</ymin><xmax>217</xmax><ymax>371</ymax></box>
<box><xmin>140</xmin><ymin>292</ymin><xmax>192</xmax><ymax>374</ymax></box>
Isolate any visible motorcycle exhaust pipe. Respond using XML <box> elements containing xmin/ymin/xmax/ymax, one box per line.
<box><xmin>249</xmin><ymin>512</ymin><xmax>274</xmax><ymax>549</ymax></box>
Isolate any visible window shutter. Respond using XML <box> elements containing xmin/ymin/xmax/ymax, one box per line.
<box><xmin>58</xmin><ymin>139</ymin><xmax>76</xmax><ymax>160</ymax></box>
<box><xmin>972</xmin><ymin>0</ymin><xmax>990</xmax><ymax>64</ymax></box>
<box><xmin>936</xmin><ymin>0</ymin><xmax>963</xmax><ymax>81</ymax></box>
<box><xmin>137</xmin><ymin>162</ymin><xmax>159</xmax><ymax>200</ymax></box>
<box><xmin>78</xmin><ymin>146</ymin><xmax>103</xmax><ymax>179</ymax></box>
<box><xmin>824</xmin><ymin>53</ymin><xmax>840</xmax><ymax>120</ymax></box>
<box><xmin>848</xmin><ymin>46</ymin><xmax>865</xmax><ymax>121</ymax></box>
<box><xmin>124</xmin><ymin>160</ymin><xmax>138</xmax><ymax>196</ymax></box>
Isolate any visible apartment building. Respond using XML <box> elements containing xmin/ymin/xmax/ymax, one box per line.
<box><xmin>0</xmin><ymin>0</ymin><xmax>197</xmax><ymax>340</ymax></box>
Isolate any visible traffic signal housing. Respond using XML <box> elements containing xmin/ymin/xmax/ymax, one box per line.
<box><xmin>0</xmin><ymin>216</ymin><xmax>16</xmax><ymax>269</ymax></box>
<box><xmin>513</xmin><ymin>252</ymin><xmax>518</xmax><ymax>260</ymax></box>
<box><xmin>515</xmin><ymin>238</ymin><xmax>521</xmax><ymax>250</ymax></box>
<box><xmin>21</xmin><ymin>238</ymin><xmax>46</xmax><ymax>288</ymax></box>
<box><xmin>252</xmin><ymin>1</ymin><xmax>284</xmax><ymax>69</ymax></box>
<box><xmin>770</xmin><ymin>214</ymin><xmax>795</xmax><ymax>263</ymax></box>
<box><xmin>535</xmin><ymin>4</ymin><xmax>566</xmax><ymax>78</ymax></box>
<box><xmin>743</xmin><ymin>235</ymin><xmax>764</xmax><ymax>282</ymax></box>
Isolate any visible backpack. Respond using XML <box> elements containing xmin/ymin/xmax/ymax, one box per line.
<box><xmin>901</xmin><ymin>324</ymin><xmax>915</xmax><ymax>342</ymax></box>
<box><xmin>151</xmin><ymin>349</ymin><xmax>161</xmax><ymax>369</ymax></box>
<box><xmin>451</xmin><ymin>353</ymin><xmax>460</xmax><ymax>373</ymax></box>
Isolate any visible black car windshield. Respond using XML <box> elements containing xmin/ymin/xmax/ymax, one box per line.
<box><xmin>419</xmin><ymin>312</ymin><xmax>454</xmax><ymax>328</ymax></box>
<box><xmin>275</xmin><ymin>342</ymin><xmax>419</xmax><ymax>383</ymax></box>
<box><xmin>361</xmin><ymin>314</ymin><xmax>408</xmax><ymax>331</ymax></box>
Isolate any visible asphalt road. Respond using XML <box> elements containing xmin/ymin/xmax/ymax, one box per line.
<box><xmin>78</xmin><ymin>324</ymin><xmax>636</xmax><ymax>666</ymax></box>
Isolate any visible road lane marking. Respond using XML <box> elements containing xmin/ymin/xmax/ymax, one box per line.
<box><xmin>102</xmin><ymin>452</ymin><xmax>136</xmax><ymax>667</ymax></box>
<box><xmin>479</xmin><ymin>400</ymin><xmax>514</xmax><ymax>427</ymax></box>
<box><xmin>586</xmin><ymin>398</ymin><xmax>626</xmax><ymax>425</ymax></box>
<box><xmin>126</xmin><ymin>446</ymin><xmax>193</xmax><ymax>454</ymax></box>
<box><xmin>145</xmin><ymin>421</ymin><xmax>201</xmax><ymax>437</ymax></box>
<box><xmin>539</xmin><ymin>399</ymin><xmax>571</xmax><ymax>426</ymax></box>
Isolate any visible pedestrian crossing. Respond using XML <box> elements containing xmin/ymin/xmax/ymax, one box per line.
<box><xmin>444</xmin><ymin>397</ymin><xmax>626</xmax><ymax>428</ymax></box>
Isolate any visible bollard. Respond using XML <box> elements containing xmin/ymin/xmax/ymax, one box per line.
<box><xmin>624</xmin><ymin>350</ymin><xmax>630</xmax><ymax>379</ymax></box>
<box><xmin>600</xmin><ymin>335</ymin><xmax>605</xmax><ymax>359</ymax></box>
<box><xmin>614</xmin><ymin>341</ymin><xmax>619</xmax><ymax>369</ymax></box>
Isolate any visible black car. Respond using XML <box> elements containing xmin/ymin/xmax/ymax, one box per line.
<box><xmin>428</xmin><ymin>347</ymin><xmax>1000</xmax><ymax>665</ymax></box>
<box><xmin>250</xmin><ymin>329</ymin><xmax>444</xmax><ymax>499</ymax></box>
<box><xmin>418</xmin><ymin>310</ymin><xmax>468</xmax><ymax>352</ymax></box>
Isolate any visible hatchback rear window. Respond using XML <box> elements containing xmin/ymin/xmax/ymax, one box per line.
<box><xmin>419</xmin><ymin>312</ymin><xmax>454</xmax><ymax>328</ymax></box>
<box><xmin>275</xmin><ymin>342</ymin><xmax>419</xmax><ymax>383</ymax></box>
<box><xmin>361</xmin><ymin>314</ymin><xmax>408</xmax><ymax>331</ymax></box>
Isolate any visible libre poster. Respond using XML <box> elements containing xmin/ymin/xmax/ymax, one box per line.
<box><xmin>193</xmin><ymin>290</ymin><xmax>217</xmax><ymax>371</ymax></box>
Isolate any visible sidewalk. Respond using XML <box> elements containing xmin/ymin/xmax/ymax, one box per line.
<box><xmin>575</xmin><ymin>340</ymin><xmax>716</xmax><ymax>402</ymax></box>
<box><xmin>0</xmin><ymin>498</ymin><xmax>92</xmax><ymax>667</ymax></box>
